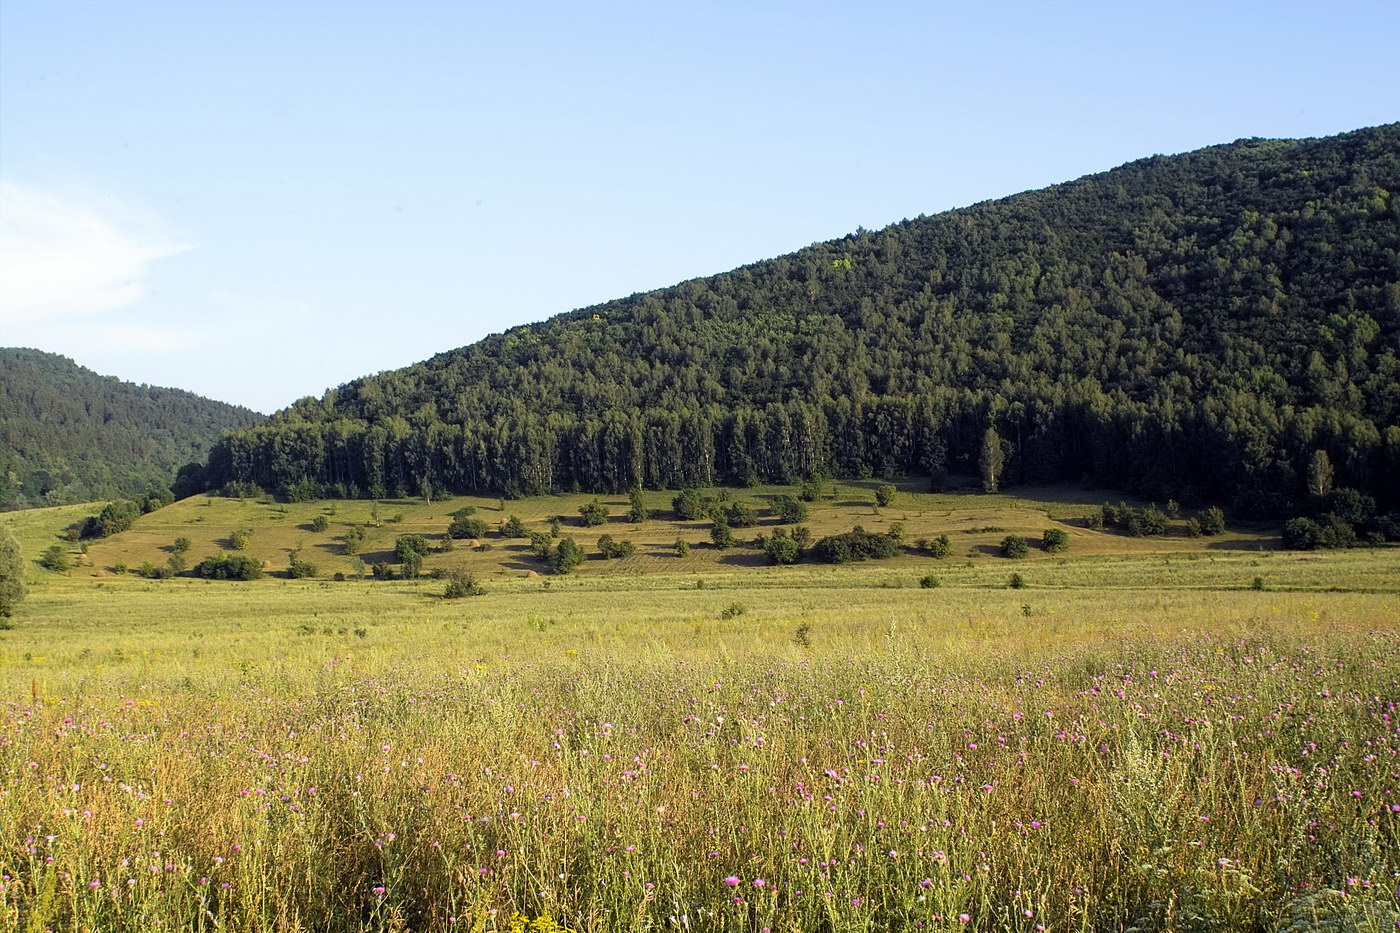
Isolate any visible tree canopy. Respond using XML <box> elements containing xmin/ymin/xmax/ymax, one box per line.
<box><xmin>202</xmin><ymin>125</ymin><xmax>1400</xmax><ymax>516</ymax></box>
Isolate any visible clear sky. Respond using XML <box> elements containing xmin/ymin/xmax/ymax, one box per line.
<box><xmin>2</xmin><ymin>0</ymin><xmax>1396</xmax><ymax>414</ymax></box>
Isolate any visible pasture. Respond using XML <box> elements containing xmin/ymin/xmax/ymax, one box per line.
<box><xmin>0</xmin><ymin>491</ymin><xmax>1396</xmax><ymax>931</ymax></box>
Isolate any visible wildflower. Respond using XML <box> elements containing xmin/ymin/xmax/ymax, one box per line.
<box><xmin>724</xmin><ymin>876</ymin><xmax>740</xmax><ymax>887</ymax></box>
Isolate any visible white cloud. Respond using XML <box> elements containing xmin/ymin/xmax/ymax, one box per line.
<box><xmin>0</xmin><ymin>179</ymin><xmax>191</xmax><ymax>325</ymax></box>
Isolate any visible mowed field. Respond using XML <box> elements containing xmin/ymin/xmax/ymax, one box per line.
<box><xmin>1</xmin><ymin>487</ymin><xmax>1397</xmax><ymax>932</ymax></box>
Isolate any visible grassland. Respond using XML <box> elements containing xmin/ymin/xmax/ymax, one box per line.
<box><xmin>1</xmin><ymin>487</ymin><xmax>1397</xmax><ymax>932</ymax></box>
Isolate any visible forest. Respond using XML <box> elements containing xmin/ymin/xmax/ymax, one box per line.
<box><xmin>201</xmin><ymin>124</ymin><xmax>1399</xmax><ymax>516</ymax></box>
<box><xmin>0</xmin><ymin>349</ymin><xmax>263</xmax><ymax>510</ymax></box>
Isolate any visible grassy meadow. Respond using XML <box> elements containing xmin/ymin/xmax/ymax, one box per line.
<box><xmin>0</xmin><ymin>486</ymin><xmax>1397</xmax><ymax>932</ymax></box>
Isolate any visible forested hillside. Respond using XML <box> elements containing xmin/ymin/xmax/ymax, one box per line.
<box><xmin>0</xmin><ymin>349</ymin><xmax>263</xmax><ymax>510</ymax></box>
<box><xmin>206</xmin><ymin>124</ymin><xmax>1400</xmax><ymax>514</ymax></box>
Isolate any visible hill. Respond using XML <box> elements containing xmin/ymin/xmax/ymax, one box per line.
<box><xmin>205</xmin><ymin>124</ymin><xmax>1400</xmax><ymax>515</ymax></box>
<box><xmin>0</xmin><ymin>348</ymin><xmax>263</xmax><ymax>510</ymax></box>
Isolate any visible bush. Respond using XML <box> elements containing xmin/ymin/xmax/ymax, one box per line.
<box><xmin>288</xmin><ymin>551</ymin><xmax>318</xmax><ymax>579</ymax></box>
<box><xmin>1282</xmin><ymin>516</ymin><xmax>1321</xmax><ymax>550</ymax></box>
<box><xmin>1184</xmin><ymin>517</ymin><xmax>1202</xmax><ymax>538</ymax></box>
<box><xmin>343</xmin><ymin>526</ymin><xmax>366</xmax><ymax>554</ymax></box>
<box><xmin>40</xmin><ymin>544</ymin><xmax>71</xmax><ymax>573</ymax></box>
<box><xmin>674</xmin><ymin>538</ymin><xmax>691</xmax><ymax>557</ymax></box>
<box><xmin>311</xmin><ymin>515</ymin><xmax>329</xmax><ymax>533</ymax></box>
<box><xmin>1042</xmin><ymin>528</ymin><xmax>1069</xmax><ymax>553</ymax></box>
<box><xmin>194</xmin><ymin>553</ymin><xmax>263</xmax><ymax>580</ymax></box>
<box><xmin>550</xmin><ymin>537</ymin><xmax>584</xmax><ymax>574</ymax></box>
<box><xmin>772</xmin><ymin>495</ymin><xmax>809</xmax><ymax>524</ymax></box>
<box><xmin>710</xmin><ymin>520</ymin><xmax>736</xmax><ymax>549</ymax></box>
<box><xmin>596</xmin><ymin>535</ymin><xmax>636</xmax><ymax>559</ymax></box>
<box><xmin>394</xmin><ymin>535</ymin><xmax>430</xmax><ymax>561</ymax></box>
<box><xmin>371</xmin><ymin>562</ymin><xmax>395</xmax><ymax>580</ymax></box>
<box><xmin>798</xmin><ymin>477</ymin><xmax>824</xmax><ymax>502</ymax></box>
<box><xmin>443</xmin><ymin>567</ymin><xmax>485</xmax><ymax>598</ymax></box>
<box><xmin>922</xmin><ymin>534</ymin><xmax>952</xmax><ymax>558</ymax></box>
<box><xmin>400</xmin><ymin>550</ymin><xmax>423</xmax><ymax>579</ymax></box>
<box><xmin>812</xmin><ymin>526</ymin><xmax>901</xmax><ymax>563</ymax></box>
<box><xmin>763</xmin><ymin>530</ymin><xmax>800</xmax><ymax>565</ymax></box>
<box><xmin>82</xmin><ymin>499</ymin><xmax>142</xmax><ymax>538</ymax></box>
<box><xmin>919</xmin><ymin>574</ymin><xmax>940</xmax><ymax>589</ymax></box>
<box><xmin>166</xmin><ymin>553</ymin><xmax>187</xmax><ymax>575</ymax></box>
<box><xmin>501</xmin><ymin>515</ymin><xmax>526</xmax><ymax>538</ymax></box>
<box><xmin>528</xmin><ymin>531</ymin><xmax>553</xmax><ymax>558</ymax></box>
<box><xmin>172</xmin><ymin>536</ymin><xmax>192</xmax><ymax>554</ymax></box>
<box><xmin>726</xmin><ymin>502</ymin><xmax>759</xmax><ymax>528</ymax></box>
<box><xmin>672</xmin><ymin>488</ymin><xmax>707</xmax><ymax>521</ymax></box>
<box><xmin>1198</xmin><ymin>506</ymin><xmax>1226</xmax><ymax>536</ymax></box>
<box><xmin>0</xmin><ymin>528</ymin><xmax>27</xmax><ymax>620</ymax></box>
<box><xmin>1008</xmin><ymin>573</ymin><xmax>1027</xmax><ymax>589</ymax></box>
<box><xmin>229</xmin><ymin>528</ymin><xmax>252</xmax><ymax>550</ymax></box>
<box><xmin>719</xmin><ymin>602</ymin><xmax>746</xmax><ymax>620</ymax></box>
<box><xmin>284</xmin><ymin>477</ymin><xmax>323</xmax><ymax>503</ymax></box>
<box><xmin>578</xmin><ymin>500</ymin><xmax>610</xmax><ymax>527</ymax></box>
<box><xmin>448</xmin><ymin>514</ymin><xmax>489</xmax><ymax>539</ymax></box>
<box><xmin>875</xmin><ymin>484</ymin><xmax>897</xmax><ymax>508</ymax></box>
<box><xmin>1000</xmin><ymin>535</ymin><xmax>1029</xmax><ymax>558</ymax></box>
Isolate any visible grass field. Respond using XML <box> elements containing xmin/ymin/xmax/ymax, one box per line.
<box><xmin>1</xmin><ymin>488</ymin><xmax>1397</xmax><ymax>932</ymax></box>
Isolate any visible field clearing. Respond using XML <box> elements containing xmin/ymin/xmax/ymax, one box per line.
<box><xmin>1</xmin><ymin>495</ymin><xmax>1397</xmax><ymax>931</ymax></box>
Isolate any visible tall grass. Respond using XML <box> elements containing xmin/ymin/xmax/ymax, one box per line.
<box><xmin>0</xmin><ymin>573</ymin><xmax>1396</xmax><ymax>931</ymax></box>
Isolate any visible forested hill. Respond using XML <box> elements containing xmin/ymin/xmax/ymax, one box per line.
<box><xmin>0</xmin><ymin>349</ymin><xmax>263</xmax><ymax>510</ymax></box>
<box><xmin>207</xmin><ymin>124</ymin><xmax>1400</xmax><ymax>514</ymax></box>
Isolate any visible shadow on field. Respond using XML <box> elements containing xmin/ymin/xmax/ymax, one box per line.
<box><xmin>1205</xmin><ymin>538</ymin><xmax>1278</xmax><ymax>551</ymax></box>
<box><xmin>717</xmin><ymin>551</ymin><xmax>769</xmax><ymax>567</ymax></box>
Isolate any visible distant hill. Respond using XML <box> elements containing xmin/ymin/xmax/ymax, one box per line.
<box><xmin>206</xmin><ymin>124</ymin><xmax>1399</xmax><ymax>515</ymax></box>
<box><xmin>0</xmin><ymin>349</ymin><xmax>263</xmax><ymax>510</ymax></box>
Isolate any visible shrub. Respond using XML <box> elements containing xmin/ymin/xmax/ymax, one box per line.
<box><xmin>627</xmin><ymin>490</ymin><xmax>649</xmax><ymax>523</ymax></box>
<box><xmin>923</xmin><ymin>534</ymin><xmax>952</xmax><ymax>558</ymax></box>
<box><xmin>1198</xmin><ymin>506</ymin><xmax>1226</xmax><ymax>536</ymax></box>
<box><xmin>726</xmin><ymin>502</ymin><xmax>758</xmax><ymax>528</ymax></box>
<box><xmin>311</xmin><ymin>515</ymin><xmax>329</xmax><ymax>533</ymax></box>
<box><xmin>719</xmin><ymin>602</ymin><xmax>746</xmax><ymax>620</ymax></box>
<box><xmin>710</xmin><ymin>520</ymin><xmax>736</xmax><ymax>549</ymax></box>
<box><xmin>550</xmin><ymin>537</ymin><xmax>584</xmax><ymax>574</ymax></box>
<box><xmin>919</xmin><ymin>574</ymin><xmax>940</xmax><ymax>589</ymax></box>
<box><xmin>1084</xmin><ymin>512</ymin><xmax>1104</xmax><ymax>531</ymax></box>
<box><xmin>370</xmin><ymin>562</ymin><xmax>394</xmax><ymax>580</ymax></box>
<box><xmin>288</xmin><ymin>551</ymin><xmax>318</xmax><ymax>579</ymax></box>
<box><xmin>812</xmin><ymin>526</ymin><xmax>901</xmax><ymax>563</ymax></box>
<box><xmin>448</xmin><ymin>514</ymin><xmax>489</xmax><ymax>539</ymax></box>
<box><xmin>596</xmin><ymin>535</ymin><xmax>636</xmax><ymax>559</ymax></box>
<box><xmin>1184</xmin><ymin>518</ymin><xmax>1203</xmax><ymax>538</ymax></box>
<box><xmin>40</xmin><ymin>544</ymin><xmax>71</xmax><ymax>573</ymax></box>
<box><xmin>875</xmin><ymin>484</ymin><xmax>897</xmax><ymax>508</ymax></box>
<box><xmin>82</xmin><ymin>500</ymin><xmax>142</xmax><ymax>538</ymax></box>
<box><xmin>528</xmin><ymin>531</ymin><xmax>553</xmax><ymax>558</ymax></box>
<box><xmin>394</xmin><ymin>535</ymin><xmax>430</xmax><ymax>561</ymax></box>
<box><xmin>166</xmin><ymin>553</ymin><xmax>186</xmax><ymax>575</ymax></box>
<box><xmin>194</xmin><ymin>553</ymin><xmax>263</xmax><ymax>580</ymax></box>
<box><xmin>672</xmin><ymin>488</ymin><xmax>707</xmax><ymax>521</ymax></box>
<box><xmin>798</xmin><ymin>477</ymin><xmax>824</xmax><ymax>502</ymax></box>
<box><xmin>229</xmin><ymin>528</ymin><xmax>252</xmax><ymax>550</ymax></box>
<box><xmin>674</xmin><ymin>539</ymin><xmax>691</xmax><ymax>557</ymax></box>
<box><xmin>1041</xmin><ymin>528</ymin><xmax>1069</xmax><ymax>553</ymax></box>
<box><xmin>763</xmin><ymin>530</ymin><xmax>800</xmax><ymax>565</ymax></box>
<box><xmin>578</xmin><ymin>500</ymin><xmax>610</xmax><ymax>527</ymax></box>
<box><xmin>172</xmin><ymin>536</ymin><xmax>192</xmax><ymax>554</ymax></box>
<box><xmin>501</xmin><ymin>515</ymin><xmax>526</xmax><ymax>538</ymax></box>
<box><xmin>1000</xmin><ymin>535</ymin><xmax>1029</xmax><ymax>558</ymax></box>
<box><xmin>443</xmin><ymin>567</ymin><xmax>485</xmax><ymax>598</ymax></box>
<box><xmin>400</xmin><ymin>550</ymin><xmax>423</xmax><ymax>579</ymax></box>
<box><xmin>1283</xmin><ymin>516</ymin><xmax>1321</xmax><ymax>550</ymax></box>
<box><xmin>1008</xmin><ymin>572</ymin><xmax>1027</xmax><ymax>589</ymax></box>
<box><xmin>772</xmin><ymin>495</ymin><xmax>809</xmax><ymax>524</ymax></box>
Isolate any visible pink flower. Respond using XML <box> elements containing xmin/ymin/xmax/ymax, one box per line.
<box><xmin>724</xmin><ymin>876</ymin><xmax>740</xmax><ymax>887</ymax></box>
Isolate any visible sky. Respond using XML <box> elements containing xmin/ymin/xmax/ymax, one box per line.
<box><xmin>1</xmin><ymin>1</ymin><xmax>1397</xmax><ymax>414</ymax></box>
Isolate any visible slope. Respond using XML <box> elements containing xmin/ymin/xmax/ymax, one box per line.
<box><xmin>206</xmin><ymin>124</ymin><xmax>1400</xmax><ymax>514</ymax></box>
<box><xmin>0</xmin><ymin>348</ymin><xmax>264</xmax><ymax>509</ymax></box>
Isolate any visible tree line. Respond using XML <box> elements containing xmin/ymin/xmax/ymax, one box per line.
<box><xmin>197</xmin><ymin>125</ymin><xmax>1399</xmax><ymax>516</ymax></box>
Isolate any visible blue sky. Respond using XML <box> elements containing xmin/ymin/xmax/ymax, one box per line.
<box><xmin>2</xmin><ymin>0</ymin><xmax>1397</xmax><ymax>413</ymax></box>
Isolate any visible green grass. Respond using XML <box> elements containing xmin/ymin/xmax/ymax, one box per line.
<box><xmin>0</xmin><ymin>489</ymin><xmax>1397</xmax><ymax>932</ymax></box>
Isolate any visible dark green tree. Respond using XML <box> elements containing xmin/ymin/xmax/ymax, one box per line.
<box><xmin>0</xmin><ymin>526</ymin><xmax>26</xmax><ymax>621</ymax></box>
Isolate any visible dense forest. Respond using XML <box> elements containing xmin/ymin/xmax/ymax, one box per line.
<box><xmin>0</xmin><ymin>349</ymin><xmax>263</xmax><ymax>510</ymax></box>
<box><xmin>204</xmin><ymin>124</ymin><xmax>1399</xmax><ymax>515</ymax></box>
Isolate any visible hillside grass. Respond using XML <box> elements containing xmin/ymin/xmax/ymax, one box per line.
<box><xmin>0</xmin><ymin>487</ymin><xmax>1396</xmax><ymax>932</ymax></box>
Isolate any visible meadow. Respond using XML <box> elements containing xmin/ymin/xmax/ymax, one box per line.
<box><xmin>0</xmin><ymin>488</ymin><xmax>1397</xmax><ymax>932</ymax></box>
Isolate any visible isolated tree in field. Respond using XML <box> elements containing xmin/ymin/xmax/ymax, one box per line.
<box><xmin>674</xmin><ymin>538</ymin><xmax>690</xmax><ymax>557</ymax></box>
<box><xmin>311</xmin><ymin>515</ymin><xmax>329</xmax><ymax>533</ymax></box>
<box><xmin>875</xmin><ymin>484</ymin><xmax>897</xmax><ymax>508</ymax></box>
<box><xmin>229</xmin><ymin>528</ymin><xmax>252</xmax><ymax>550</ymax></box>
<box><xmin>578</xmin><ymin>499</ymin><xmax>610</xmax><ymax>527</ymax></box>
<box><xmin>0</xmin><ymin>525</ymin><xmax>26</xmax><ymax>621</ymax></box>
<box><xmin>550</xmin><ymin>537</ymin><xmax>584</xmax><ymax>574</ymax></box>
<box><xmin>40</xmin><ymin>544</ymin><xmax>71</xmax><ymax>573</ymax></box>
<box><xmin>1000</xmin><ymin>535</ymin><xmax>1029</xmax><ymax>558</ymax></box>
<box><xmin>394</xmin><ymin>534</ymin><xmax>430</xmax><ymax>562</ymax></box>
<box><xmin>1042</xmin><ymin>528</ymin><xmax>1069</xmax><ymax>553</ymax></box>
<box><xmin>1306</xmin><ymin>449</ymin><xmax>1334</xmax><ymax>501</ymax></box>
<box><xmin>627</xmin><ymin>490</ymin><xmax>649</xmax><ymax>523</ymax></box>
<box><xmin>979</xmin><ymin>427</ymin><xmax>1004</xmax><ymax>494</ymax></box>
<box><xmin>172</xmin><ymin>536</ymin><xmax>192</xmax><ymax>554</ymax></box>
